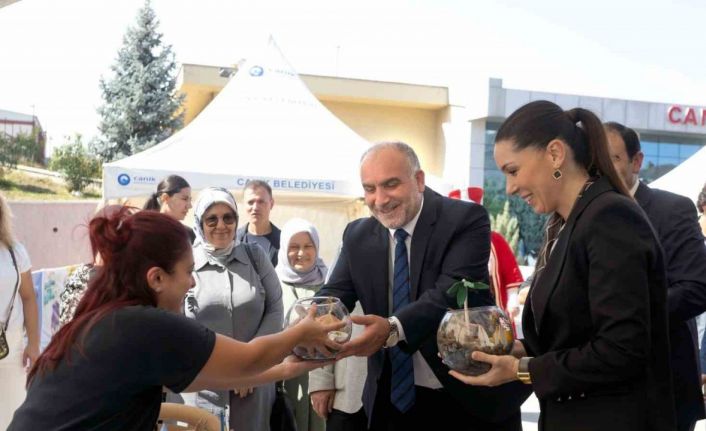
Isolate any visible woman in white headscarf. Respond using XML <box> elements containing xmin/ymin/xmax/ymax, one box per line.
<box><xmin>275</xmin><ymin>219</ymin><xmax>367</xmax><ymax>430</ymax></box>
<box><xmin>184</xmin><ymin>187</ymin><xmax>284</xmax><ymax>431</ymax></box>
<box><xmin>276</xmin><ymin>218</ymin><xmax>328</xmax><ymax>303</ymax></box>
<box><xmin>275</xmin><ymin>218</ymin><xmax>328</xmax><ymax>431</ymax></box>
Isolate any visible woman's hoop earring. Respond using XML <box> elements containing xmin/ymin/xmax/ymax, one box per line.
<box><xmin>553</xmin><ymin>169</ymin><xmax>562</xmax><ymax>180</ymax></box>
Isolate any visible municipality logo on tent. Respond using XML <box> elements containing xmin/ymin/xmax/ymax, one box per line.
<box><xmin>249</xmin><ymin>65</ymin><xmax>264</xmax><ymax>77</ymax></box>
<box><xmin>117</xmin><ymin>174</ymin><xmax>130</xmax><ymax>186</ymax></box>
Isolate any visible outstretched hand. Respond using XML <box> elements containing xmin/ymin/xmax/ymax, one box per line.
<box><xmin>280</xmin><ymin>355</ymin><xmax>335</xmax><ymax>381</ymax></box>
<box><xmin>336</xmin><ymin>314</ymin><xmax>389</xmax><ymax>359</ymax></box>
<box><xmin>295</xmin><ymin>304</ymin><xmax>346</xmax><ymax>357</ymax></box>
<box><xmin>448</xmin><ymin>351</ymin><xmax>519</xmax><ymax>387</ymax></box>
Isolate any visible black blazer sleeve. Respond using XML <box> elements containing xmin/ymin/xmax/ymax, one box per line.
<box><xmin>660</xmin><ymin>195</ymin><xmax>706</xmax><ymax>322</ymax></box>
<box><xmin>529</xmin><ymin>201</ymin><xmax>659</xmax><ymax>399</ymax></box>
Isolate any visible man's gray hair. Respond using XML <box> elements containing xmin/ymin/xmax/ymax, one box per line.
<box><xmin>360</xmin><ymin>142</ymin><xmax>421</xmax><ymax>173</ymax></box>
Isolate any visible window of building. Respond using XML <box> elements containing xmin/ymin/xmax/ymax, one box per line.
<box><xmin>638</xmin><ymin>134</ymin><xmax>705</xmax><ymax>183</ymax></box>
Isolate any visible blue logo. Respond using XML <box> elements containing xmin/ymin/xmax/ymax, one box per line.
<box><xmin>117</xmin><ymin>174</ymin><xmax>130</xmax><ymax>186</ymax></box>
<box><xmin>249</xmin><ymin>65</ymin><xmax>264</xmax><ymax>77</ymax></box>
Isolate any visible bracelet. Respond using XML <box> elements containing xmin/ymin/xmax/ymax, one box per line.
<box><xmin>517</xmin><ymin>357</ymin><xmax>532</xmax><ymax>384</ymax></box>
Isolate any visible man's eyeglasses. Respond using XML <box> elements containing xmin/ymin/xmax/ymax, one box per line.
<box><xmin>204</xmin><ymin>213</ymin><xmax>237</xmax><ymax>228</ymax></box>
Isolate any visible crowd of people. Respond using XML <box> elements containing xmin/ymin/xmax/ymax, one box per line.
<box><xmin>1</xmin><ymin>99</ymin><xmax>706</xmax><ymax>430</ymax></box>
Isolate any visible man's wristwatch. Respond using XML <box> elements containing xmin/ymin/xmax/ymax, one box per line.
<box><xmin>517</xmin><ymin>357</ymin><xmax>532</xmax><ymax>384</ymax></box>
<box><xmin>385</xmin><ymin>317</ymin><xmax>399</xmax><ymax>348</ymax></box>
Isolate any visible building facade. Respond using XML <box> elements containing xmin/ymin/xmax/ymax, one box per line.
<box><xmin>468</xmin><ymin>78</ymin><xmax>706</xmax><ymax>258</ymax></box>
<box><xmin>473</xmin><ymin>78</ymin><xmax>706</xmax><ymax>195</ymax></box>
<box><xmin>0</xmin><ymin>108</ymin><xmax>46</xmax><ymax>164</ymax></box>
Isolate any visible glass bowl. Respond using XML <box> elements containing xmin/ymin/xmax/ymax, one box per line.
<box><xmin>437</xmin><ymin>306</ymin><xmax>514</xmax><ymax>376</ymax></box>
<box><xmin>284</xmin><ymin>296</ymin><xmax>352</xmax><ymax>360</ymax></box>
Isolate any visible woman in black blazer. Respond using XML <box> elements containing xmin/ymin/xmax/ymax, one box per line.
<box><xmin>450</xmin><ymin>100</ymin><xmax>676</xmax><ymax>431</ymax></box>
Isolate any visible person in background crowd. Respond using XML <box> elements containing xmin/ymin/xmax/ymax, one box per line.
<box><xmin>308</xmin><ymin>243</ymin><xmax>368</xmax><ymax>431</ymax></box>
<box><xmin>451</xmin><ymin>101</ymin><xmax>676</xmax><ymax>431</ymax></box>
<box><xmin>697</xmin><ymin>183</ymin><xmax>706</xmax><ymax>397</ymax></box>
<box><xmin>320</xmin><ymin>142</ymin><xmax>530</xmax><ymax>430</ymax></box>
<box><xmin>0</xmin><ymin>192</ymin><xmax>39</xmax><ymax>430</ymax></box>
<box><xmin>9</xmin><ymin>208</ymin><xmax>342</xmax><ymax>430</ymax></box>
<box><xmin>275</xmin><ymin>218</ymin><xmax>329</xmax><ymax>431</ymax></box>
<box><xmin>448</xmin><ymin>187</ymin><xmax>524</xmax><ymax>333</ymax></box>
<box><xmin>143</xmin><ymin>175</ymin><xmax>195</xmax><ymax>243</ymax></box>
<box><xmin>698</xmin><ymin>183</ymin><xmax>706</xmax><ymax>238</ymax></box>
<box><xmin>605</xmin><ymin>121</ymin><xmax>706</xmax><ymax>431</ymax></box>
<box><xmin>185</xmin><ymin>187</ymin><xmax>284</xmax><ymax>431</ymax></box>
<box><xmin>59</xmin><ymin>205</ymin><xmax>129</xmax><ymax>327</ymax></box>
<box><xmin>236</xmin><ymin>180</ymin><xmax>281</xmax><ymax>267</ymax></box>
<box><xmin>308</xmin><ymin>302</ymin><xmax>367</xmax><ymax>431</ymax></box>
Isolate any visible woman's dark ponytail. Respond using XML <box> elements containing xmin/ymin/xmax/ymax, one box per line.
<box><xmin>142</xmin><ymin>192</ymin><xmax>161</xmax><ymax>211</ymax></box>
<box><xmin>565</xmin><ymin>108</ymin><xmax>630</xmax><ymax>197</ymax></box>
<box><xmin>142</xmin><ymin>175</ymin><xmax>191</xmax><ymax>211</ymax></box>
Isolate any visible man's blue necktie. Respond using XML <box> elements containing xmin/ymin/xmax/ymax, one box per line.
<box><xmin>390</xmin><ymin>228</ymin><xmax>415</xmax><ymax>413</ymax></box>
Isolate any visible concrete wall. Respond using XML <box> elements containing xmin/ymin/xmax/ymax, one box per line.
<box><xmin>320</xmin><ymin>100</ymin><xmax>444</xmax><ymax>176</ymax></box>
<box><xmin>8</xmin><ymin>196</ymin><xmax>366</xmax><ymax>271</ymax></box>
<box><xmin>8</xmin><ymin>201</ymin><xmax>98</xmax><ymax>269</ymax></box>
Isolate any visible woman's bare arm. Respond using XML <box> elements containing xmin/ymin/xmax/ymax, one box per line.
<box><xmin>185</xmin><ymin>307</ymin><xmax>342</xmax><ymax>391</ymax></box>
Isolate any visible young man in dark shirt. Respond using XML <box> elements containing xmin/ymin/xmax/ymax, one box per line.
<box><xmin>236</xmin><ymin>180</ymin><xmax>281</xmax><ymax>267</ymax></box>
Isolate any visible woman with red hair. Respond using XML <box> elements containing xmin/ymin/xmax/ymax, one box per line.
<box><xmin>8</xmin><ymin>208</ymin><xmax>341</xmax><ymax>430</ymax></box>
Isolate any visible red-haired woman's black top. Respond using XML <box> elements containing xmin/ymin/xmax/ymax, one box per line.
<box><xmin>9</xmin><ymin>305</ymin><xmax>215</xmax><ymax>431</ymax></box>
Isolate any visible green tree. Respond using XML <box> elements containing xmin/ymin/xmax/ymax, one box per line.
<box><xmin>49</xmin><ymin>135</ymin><xmax>102</xmax><ymax>193</ymax></box>
<box><xmin>94</xmin><ymin>0</ymin><xmax>184</xmax><ymax>162</ymax></box>
<box><xmin>490</xmin><ymin>200</ymin><xmax>522</xmax><ymax>262</ymax></box>
<box><xmin>509</xmin><ymin>196</ymin><xmax>547</xmax><ymax>261</ymax></box>
<box><xmin>485</xmin><ymin>174</ymin><xmax>547</xmax><ymax>262</ymax></box>
<box><xmin>0</xmin><ymin>132</ymin><xmax>40</xmax><ymax>176</ymax></box>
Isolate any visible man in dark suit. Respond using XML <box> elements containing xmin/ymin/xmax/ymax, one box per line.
<box><xmin>606</xmin><ymin>122</ymin><xmax>706</xmax><ymax>431</ymax></box>
<box><xmin>320</xmin><ymin>142</ymin><xmax>529</xmax><ymax>430</ymax></box>
<box><xmin>236</xmin><ymin>179</ymin><xmax>281</xmax><ymax>267</ymax></box>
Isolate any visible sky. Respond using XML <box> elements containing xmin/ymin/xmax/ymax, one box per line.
<box><xmin>2</xmin><ymin>0</ymin><xmax>706</xmax><ymax>154</ymax></box>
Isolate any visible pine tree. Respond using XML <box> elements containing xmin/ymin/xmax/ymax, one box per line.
<box><xmin>94</xmin><ymin>0</ymin><xmax>184</xmax><ymax>162</ymax></box>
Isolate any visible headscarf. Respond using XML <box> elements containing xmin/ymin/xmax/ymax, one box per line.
<box><xmin>193</xmin><ymin>187</ymin><xmax>238</xmax><ymax>267</ymax></box>
<box><xmin>276</xmin><ymin>218</ymin><xmax>328</xmax><ymax>286</ymax></box>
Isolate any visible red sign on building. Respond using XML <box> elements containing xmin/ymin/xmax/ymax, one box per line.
<box><xmin>667</xmin><ymin>105</ymin><xmax>706</xmax><ymax>126</ymax></box>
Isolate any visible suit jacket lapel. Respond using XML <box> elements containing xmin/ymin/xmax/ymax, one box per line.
<box><xmin>410</xmin><ymin>188</ymin><xmax>439</xmax><ymax>299</ymax></box>
<box><xmin>367</xmin><ymin>222</ymin><xmax>391</xmax><ymax>317</ymax></box>
<box><xmin>530</xmin><ymin>177</ymin><xmax>614</xmax><ymax>334</ymax></box>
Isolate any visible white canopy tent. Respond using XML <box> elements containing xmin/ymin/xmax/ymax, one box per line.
<box><xmin>103</xmin><ymin>37</ymin><xmax>374</xmax><ymax>200</ymax></box>
<box><xmin>102</xmin><ymin>37</ymin><xmax>450</xmax><ymax>262</ymax></box>
<box><xmin>649</xmin><ymin>144</ymin><xmax>706</xmax><ymax>205</ymax></box>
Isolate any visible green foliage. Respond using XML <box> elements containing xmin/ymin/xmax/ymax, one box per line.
<box><xmin>483</xmin><ymin>174</ymin><xmax>508</xmax><ymax>217</ymax></box>
<box><xmin>94</xmin><ymin>0</ymin><xmax>184</xmax><ymax>162</ymax></box>
<box><xmin>49</xmin><ymin>135</ymin><xmax>102</xmax><ymax>193</ymax></box>
<box><xmin>447</xmin><ymin>279</ymin><xmax>490</xmax><ymax>309</ymax></box>
<box><xmin>485</xmin><ymin>176</ymin><xmax>547</xmax><ymax>261</ymax></box>
<box><xmin>491</xmin><ymin>200</ymin><xmax>521</xmax><ymax>256</ymax></box>
<box><xmin>0</xmin><ymin>132</ymin><xmax>41</xmax><ymax>174</ymax></box>
<box><xmin>508</xmin><ymin>196</ymin><xmax>547</xmax><ymax>260</ymax></box>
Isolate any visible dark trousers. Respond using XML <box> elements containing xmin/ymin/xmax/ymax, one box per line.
<box><xmin>677</xmin><ymin>417</ymin><xmax>696</xmax><ymax>431</ymax></box>
<box><xmin>368</xmin><ymin>359</ymin><xmax>522</xmax><ymax>431</ymax></box>
<box><xmin>327</xmin><ymin>408</ymin><xmax>367</xmax><ymax>431</ymax></box>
